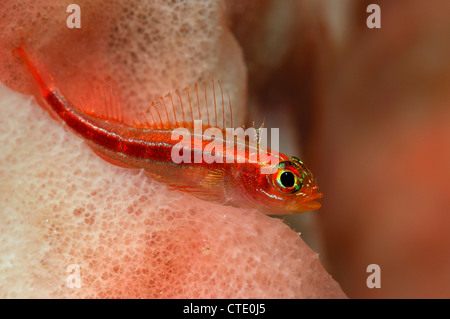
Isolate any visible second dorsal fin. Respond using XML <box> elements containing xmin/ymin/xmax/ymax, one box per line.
<box><xmin>138</xmin><ymin>80</ymin><xmax>234</xmax><ymax>131</ymax></box>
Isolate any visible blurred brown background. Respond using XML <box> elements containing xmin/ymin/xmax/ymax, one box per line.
<box><xmin>227</xmin><ymin>0</ymin><xmax>450</xmax><ymax>298</ymax></box>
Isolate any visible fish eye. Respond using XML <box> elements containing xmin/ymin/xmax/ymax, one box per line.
<box><xmin>280</xmin><ymin>171</ymin><xmax>295</xmax><ymax>188</ymax></box>
<box><xmin>273</xmin><ymin>162</ymin><xmax>303</xmax><ymax>194</ymax></box>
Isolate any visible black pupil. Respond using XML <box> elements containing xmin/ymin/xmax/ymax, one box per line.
<box><xmin>280</xmin><ymin>171</ymin><xmax>295</xmax><ymax>188</ymax></box>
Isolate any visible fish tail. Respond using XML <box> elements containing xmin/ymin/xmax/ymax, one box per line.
<box><xmin>12</xmin><ymin>43</ymin><xmax>73</xmax><ymax>123</ymax></box>
<box><xmin>13</xmin><ymin>43</ymin><xmax>55</xmax><ymax>98</ymax></box>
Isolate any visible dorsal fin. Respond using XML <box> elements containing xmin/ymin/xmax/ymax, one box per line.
<box><xmin>227</xmin><ymin>87</ymin><xmax>233</xmax><ymax>129</ymax></box>
<box><xmin>76</xmin><ymin>79</ymin><xmax>125</xmax><ymax>123</ymax></box>
<box><xmin>76</xmin><ymin>79</ymin><xmax>235</xmax><ymax>131</ymax></box>
<box><xmin>218</xmin><ymin>80</ymin><xmax>226</xmax><ymax>130</ymax></box>
<box><xmin>195</xmin><ymin>83</ymin><xmax>202</xmax><ymax>121</ymax></box>
<box><xmin>133</xmin><ymin>80</ymin><xmax>234</xmax><ymax>131</ymax></box>
<box><xmin>203</xmin><ymin>81</ymin><xmax>211</xmax><ymax>127</ymax></box>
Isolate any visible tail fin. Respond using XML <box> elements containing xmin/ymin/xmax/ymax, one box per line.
<box><xmin>12</xmin><ymin>43</ymin><xmax>55</xmax><ymax>95</ymax></box>
<box><xmin>12</xmin><ymin>43</ymin><xmax>66</xmax><ymax>121</ymax></box>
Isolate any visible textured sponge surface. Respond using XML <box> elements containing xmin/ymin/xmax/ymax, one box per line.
<box><xmin>0</xmin><ymin>0</ymin><xmax>246</xmax><ymax>128</ymax></box>
<box><xmin>0</xmin><ymin>84</ymin><xmax>345</xmax><ymax>298</ymax></box>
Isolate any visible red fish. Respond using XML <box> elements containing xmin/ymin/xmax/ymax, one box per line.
<box><xmin>14</xmin><ymin>45</ymin><xmax>323</xmax><ymax>215</ymax></box>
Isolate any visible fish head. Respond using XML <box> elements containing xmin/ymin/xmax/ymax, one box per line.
<box><xmin>241</xmin><ymin>156</ymin><xmax>323</xmax><ymax>215</ymax></box>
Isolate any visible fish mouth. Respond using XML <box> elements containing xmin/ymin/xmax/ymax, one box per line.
<box><xmin>302</xmin><ymin>192</ymin><xmax>323</xmax><ymax>211</ymax></box>
<box><xmin>303</xmin><ymin>200</ymin><xmax>322</xmax><ymax>211</ymax></box>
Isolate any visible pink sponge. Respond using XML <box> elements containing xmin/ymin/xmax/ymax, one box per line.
<box><xmin>0</xmin><ymin>0</ymin><xmax>247</xmax><ymax>128</ymax></box>
<box><xmin>0</xmin><ymin>84</ymin><xmax>345</xmax><ymax>298</ymax></box>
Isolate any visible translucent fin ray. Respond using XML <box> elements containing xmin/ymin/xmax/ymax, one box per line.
<box><xmin>140</xmin><ymin>80</ymin><xmax>234</xmax><ymax>131</ymax></box>
<box><xmin>77</xmin><ymin>79</ymin><xmax>125</xmax><ymax>123</ymax></box>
